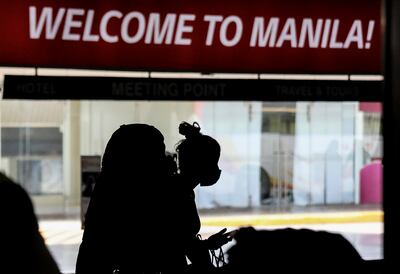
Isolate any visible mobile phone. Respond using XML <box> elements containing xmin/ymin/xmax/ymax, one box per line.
<box><xmin>224</xmin><ymin>229</ymin><xmax>238</xmax><ymax>240</ymax></box>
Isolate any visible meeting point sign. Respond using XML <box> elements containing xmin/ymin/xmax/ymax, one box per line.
<box><xmin>0</xmin><ymin>0</ymin><xmax>381</xmax><ymax>74</ymax></box>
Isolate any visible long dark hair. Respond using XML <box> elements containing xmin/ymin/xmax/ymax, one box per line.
<box><xmin>96</xmin><ymin>123</ymin><xmax>168</xmax><ymax>196</ymax></box>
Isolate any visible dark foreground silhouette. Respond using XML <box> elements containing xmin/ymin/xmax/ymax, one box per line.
<box><xmin>223</xmin><ymin>227</ymin><xmax>384</xmax><ymax>274</ymax></box>
<box><xmin>0</xmin><ymin>172</ymin><xmax>61</xmax><ymax>274</ymax></box>
<box><xmin>75</xmin><ymin>122</ymin><xmax>382</xmax><ymax>274</ymax></box>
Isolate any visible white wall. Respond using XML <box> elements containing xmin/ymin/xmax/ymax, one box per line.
<box><xmin>80</xmin><ymin>101</ymin><xmax>199</xmax><ymax>155</ymax></box>
<box><xmin>79</xmin><ymin>101</ymin><xmax>263</xmax><ymax>209</ymax></box>
<box><xmin>193</xmin><ymin>102</ymin><xmax>262</xmax><ymax>208</ymax></box>
<box><xmin>293</xmin><ymin>102</ymin><xmax>358</xmax><ymax>205</ymax></box>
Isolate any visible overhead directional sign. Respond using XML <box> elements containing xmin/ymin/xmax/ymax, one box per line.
<box><xmin>3</xmin><ymin>75</ymin><xmax>383</xmax><ymax>101</ymax></box>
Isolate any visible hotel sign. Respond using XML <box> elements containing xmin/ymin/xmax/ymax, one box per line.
<box><xmin>0</xmin><ymin>0</ymin><xmax>382</xmax><ymax>74</ymax></box>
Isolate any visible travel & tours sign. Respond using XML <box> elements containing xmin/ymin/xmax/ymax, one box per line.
<box><xmin>0</xmin><ymin>0</ymin><xmax>382</xmax><ymax>74</ymax></box>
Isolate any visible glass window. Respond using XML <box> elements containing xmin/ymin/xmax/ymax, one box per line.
<box><xmin>0</xmin><ymin>99</ymin><xmax>382</xmax><ymax>209</ymax></box>
<box><xmin>1</xmin><ymin>100</ymin><xmax>65</xmax><ymax>195</ymax></box>
<box><xmin>0</xmin><ymin>99</ymin><xmax>383</xmax><ymax>268</ymax></box>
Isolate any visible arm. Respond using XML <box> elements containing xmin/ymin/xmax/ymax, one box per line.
<box><xmin>185</xmin><ymin>235</ymin><xmax>214</xmax><ymax>270</ymax></box>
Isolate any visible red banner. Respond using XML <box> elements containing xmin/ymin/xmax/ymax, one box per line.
<box><xmin>0</xmin><ymin>0</ymin><xmax>382</xmax><ymax>74</ymax></box>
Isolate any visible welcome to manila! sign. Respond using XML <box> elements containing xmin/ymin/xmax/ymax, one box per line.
<box><xmin>0</xmin><ymin>0</ymin><xmax>382</xmax><ymax>74</ymax></box>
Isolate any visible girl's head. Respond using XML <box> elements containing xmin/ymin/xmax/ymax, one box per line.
<box><xmin>176</xmin><ymin>122</ymin><xmax>221</xmax><ymax>187</ymax></box>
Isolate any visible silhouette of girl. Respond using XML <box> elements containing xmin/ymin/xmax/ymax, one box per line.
<box><xmin>170</xmin><ymin>122</ymin><xmax>230</xmax><ymax>273</ymax></box>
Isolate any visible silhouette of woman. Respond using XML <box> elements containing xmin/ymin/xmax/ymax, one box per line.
<box><xmin>76</xmin><ymin>124</ymin><xmax>186</xmax><ymax>274</ymax></box>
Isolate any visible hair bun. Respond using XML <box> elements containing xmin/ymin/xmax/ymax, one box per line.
<box><xmin>179</xmin><ymin>122</ymin><xmax>201</xmax><ymax>138</ymax></box>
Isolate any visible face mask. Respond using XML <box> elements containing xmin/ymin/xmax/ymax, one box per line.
<box><xmin>199</xmin><ymin>168</ymin><xmax>221</xmax><ymax>187</ymax></box>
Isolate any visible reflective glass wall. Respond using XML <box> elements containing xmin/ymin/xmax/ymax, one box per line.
<box><xmin>0</xmin><ymin>99</ymin><xmax>382</xmax><ymax>214</ymax></box>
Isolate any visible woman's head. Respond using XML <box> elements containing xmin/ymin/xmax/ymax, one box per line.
<box><xmin>176</xmin><ymin>122</ymin><xmax>221</xmax><ymax>187</ymax></box>
<box><xmin>101</xmin><ymin>124</ymin><xmax>167</xmax><ymax>176</ymax></box>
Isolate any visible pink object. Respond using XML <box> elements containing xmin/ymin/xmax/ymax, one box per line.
<box><xmin>360</xmin><ymin>161</ymin><xmax>382</xmax><ymax>204</ymax></box>
<box><xmin>359</xmin><ymin>102</ymin><xmax>382</xmax><ymax>113</ymax></box>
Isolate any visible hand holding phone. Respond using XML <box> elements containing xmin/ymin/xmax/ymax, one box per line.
<box><xmin>207</xmin><ymin>228</ymin><xmax>236</xmax><ymax>250</ymax></box>
<box><xmin>224</xmin><ymin>229</ymin><xmax>238</xmax><ymax>240</ymax></box>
